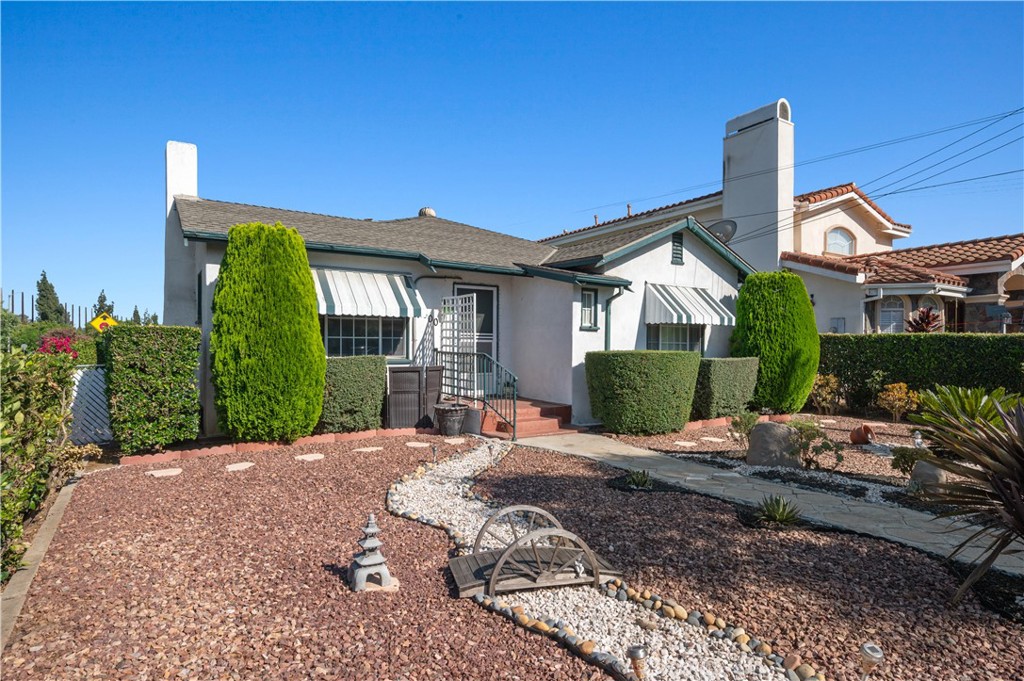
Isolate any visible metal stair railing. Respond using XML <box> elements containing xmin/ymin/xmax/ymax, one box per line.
<box><xmin>434</xmin><ymin>350</ymin><xmax>518</xmax><ymax>440</ymax></box>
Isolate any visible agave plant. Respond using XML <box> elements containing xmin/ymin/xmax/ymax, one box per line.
<box><xmin>909</xmin><ymin>387</ymin><xmax>1024</xmax><ymax>603</ymax></box>
<box><xmin>755</xmin><ymin>494</ymin><xmax>802</xmax><ymax>525</ymax></box>
<box><xmin>624</xmin><ymin>469</ymin><xmax>653</xmax><ymax>490</ymax></box>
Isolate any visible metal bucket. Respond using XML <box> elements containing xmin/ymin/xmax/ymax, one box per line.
<box><xmin>434</xmin><ymin>403</ymin><xmax>468</xmax><ymax>436</ymax></box>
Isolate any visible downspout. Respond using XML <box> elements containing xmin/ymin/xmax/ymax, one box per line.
<box><xmin>604</xmin><ymin>286</ymin><xmax>625</xmax><ymax>351</ymax></box>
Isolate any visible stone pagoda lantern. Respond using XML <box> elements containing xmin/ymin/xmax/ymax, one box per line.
<box><xmin>348</xmin><ymin>513</ymin><xmax>399</xmax><ymax>592</ymax></box>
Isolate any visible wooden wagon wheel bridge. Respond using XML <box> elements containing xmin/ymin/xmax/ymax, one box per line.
<box><xmin>449</xmin><ymin>505</ymin><xmax>623</xmax><ymax>598</ymax></box>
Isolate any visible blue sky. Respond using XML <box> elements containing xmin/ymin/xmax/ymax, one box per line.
<box><xmin>3</xmin><ymin>2</ymin><xmax>1022</xmax><ymax>320</ymax></box>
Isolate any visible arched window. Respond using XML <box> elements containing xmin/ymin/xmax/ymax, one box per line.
<box><xmin>879</xmin><ymin>296</ymin><xmax>905</xmax><ymax>333</ymax></box>
<box><xmin>825</xmin><ymin>227</ymin><xmax>855</xmax><ymax>255</ymax></box>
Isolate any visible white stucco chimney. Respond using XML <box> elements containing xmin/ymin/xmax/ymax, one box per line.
<box><xmin>722</xmin><ymin>99</ymin><xmax>794</xmax><ymax>272</ymax></box>
<box><xmin>163</xmin><ymin>141</ymin><xmax>199</xmax><ymax>325</ymax></box>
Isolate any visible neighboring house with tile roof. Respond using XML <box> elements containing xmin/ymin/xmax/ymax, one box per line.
<box><xmin>163</xmin><ymin>142</ymin><xmax>751</xmax><ymax>433</ymax></box>
<box><xmin>543</xmin><ymin>99</ymin><xmax>1022</xmax><ymax>335</ymax></box>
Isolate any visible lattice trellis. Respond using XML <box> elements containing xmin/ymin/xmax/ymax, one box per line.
<box><xmin>70</xmin><ymin>365</ymin><xmax>112</xmax><ymax>445</ymax></box>
<box><xmin>439</xmin><ymin>294</ymin><xmax>476</xmax><ymax>398</ymax></box>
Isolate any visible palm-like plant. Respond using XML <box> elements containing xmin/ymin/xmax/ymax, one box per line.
<box><xmin>909</xmin><ymin>387</ymin><xmax>1024</xmax><ymax>603</ymax></box>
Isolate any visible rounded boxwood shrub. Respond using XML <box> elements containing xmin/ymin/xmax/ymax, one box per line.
<box><xmin>210</xmin><ymin>222</ymin><xmax>326</xmax><ymax>442</ymax></box>
<box><xmin>731</xmin><ymin>271</ymin><xmax>819</xmax><ymax>414</ymax></box>
<box><xmin>585</xmin><ymin>350</ymin><xmax>700</xmax><ymax>434</ymax></box>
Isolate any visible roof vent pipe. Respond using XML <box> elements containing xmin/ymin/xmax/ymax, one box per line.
<box><xmin>419</xmin><ymin>207</ymin><xmax>436</xmax><ymax>217</ymax></box>
<box><xmin>627</xmin><ymin>204</ymin><xmax>632</xmax><ymax>217</ymax></box>
<box><xmin>594</xmin><ymin>215</ymin><xmax>599</xmax><ymax>226</ymax></box>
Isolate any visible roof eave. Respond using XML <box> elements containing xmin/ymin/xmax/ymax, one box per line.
<box><xmin>516</xmin><ymin>263</ymin><xmax>631</xmax><ymax>287</ymax></box>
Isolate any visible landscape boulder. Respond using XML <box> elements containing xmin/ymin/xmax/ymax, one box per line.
<box><xmin>910</xmin><ymin>459</ymin><xmax>949</xmax><ymax>490</ymax></box>
<box><xmin>746</xmin><ymin>422</ymin><xmax>802</xmax><ymax>469</ymax></box>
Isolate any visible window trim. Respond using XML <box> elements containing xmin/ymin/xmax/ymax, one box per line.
<box><xmin>824</xmin><ymin>227</ymin><xmax>856</xmax><ymax>256</ymax></box>
<box><xmin>646</xmin><ymin>323</ymin><xmax>704</xmax><ymax>354</ymax></box>
<box><xmin>580</xmin><ymin>288</ymin><xmax>599</xmax><ymax>331</ymax></box>
<box><xmin>321</xmin><ymin>314</ymin><xmax>411</xmax><ymax>359</ymax></box>
<box><xmin>878</xmin><ymin>296</ymin><xmax>905</xmax><ymax>334</ymax></box>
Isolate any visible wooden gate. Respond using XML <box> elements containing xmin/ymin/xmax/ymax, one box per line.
<box><xmin>70</xmin><ymin>365</ymin><xmax>112</xmax><ymax>445</ymax></box>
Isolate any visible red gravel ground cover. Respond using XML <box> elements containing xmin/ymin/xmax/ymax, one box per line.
<box><xmin>1</xmin><ymin>437</ymin><xmax>597</xmax><ymax>680</ymax></box>
<box><xmin>475</xmin><ymin>446</ymin><xmax>1024</xmax><ymax>681</ymax></box>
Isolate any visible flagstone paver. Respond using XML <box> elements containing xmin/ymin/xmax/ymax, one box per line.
<box><xmin>405</xmin><ymin>442</ymin><xmax>431</xmax><ymax>448</ymax></box>
<box><xmin>294</xmin><ymin>453</ymin><xmax>324</xmax><ymax>462</ymax></box>
<box><xmin>673</xmin><ymin>441</ymin><xmax>697</xmax><ymax>447</ymax></box>
<box><xmin>146</xmin><ymin>468</ymin><xmax>182</xmax><ymax>478</ymax></box>
<box><xmin>353</xmin><ymin>447</ymin><xmax>383</xmax><ymax>452</ymax></box>
<box><xmin>225</xmin><ymin>462</ymin><xmax>255</xmax><ymax>472</ymax></box>
<box><xmin>443</xmin><ymin>438</ymin><xmax>466</xmax><ymax>445</ymax></box>
<box><xmin>700</xmin><ymin>437</ymin><xmax>726</xmax><ymax>443</ymax></box>
<box><xmin>519</xmin><ymin>432</ymin><xmax>1024</xmax><ymax>576</ymax></box>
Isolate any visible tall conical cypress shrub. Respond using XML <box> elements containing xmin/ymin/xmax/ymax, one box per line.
<box><xmin>730</xmin><ymin>271</ymin><xmax>819</xmax><ymax>413</ymax></box>
<box><xmin>210</xmin><ymin>222</ymin><xmax>325</xmax><ymax>441</ymax></box>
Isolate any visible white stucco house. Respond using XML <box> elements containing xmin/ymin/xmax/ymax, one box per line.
<box><xmin>163</xmin><ymin>142</ymin><xmax>754</xmax><ymax>437</ymax></box>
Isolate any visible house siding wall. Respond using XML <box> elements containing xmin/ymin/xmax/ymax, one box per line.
<box><xmin>791</xmin><ymin>270</ymin><xmax>866</xmax><ymax>334</ymax></box>
<box><xmin>568</xmin><ymin>231</ymin><xmax>742</xmax><ymax>424</ymax></box>
<box><xmin>795</xmin><ymin>206</ymin><xmax>895</xmax><ymax>257</ymax></box>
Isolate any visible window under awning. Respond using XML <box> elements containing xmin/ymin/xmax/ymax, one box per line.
<box><xmin>644</xmin><ymin>283</ymin><xmax>736</xmax><ymax>326</ymax></box>
<box><xmin>312</xmin><ymin>269</ymin><xmax>424</xmax><ymax>318</ymax></box>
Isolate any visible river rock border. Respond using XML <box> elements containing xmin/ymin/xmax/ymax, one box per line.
<box><xmin>384</xmin><ymin>438</ymin><xmax>825</xmax><ymax>681</ymax></box>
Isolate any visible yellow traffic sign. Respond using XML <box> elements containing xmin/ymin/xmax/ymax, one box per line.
<box><xmin>89</xmin><ymin>313</ymin><xmax>118</xmax><ymax>333</ymax></box>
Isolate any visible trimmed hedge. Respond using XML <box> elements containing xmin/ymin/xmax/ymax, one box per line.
<box><xmin>691</xmin><ymin>357</ymin><xmax>760</xmax><ymax>420</ymax></box>
<box><xmin>210</xmin><ymin>222</ymin><xmax>326</xmax><ymax>442</ymax></box>
<box><xmin>318</xmin><ymin>356</ymin><xmax>387</xmax><ymax>433</ymax></box>
<box><xmin>820</xmin><ymin>333</ymin><xmax>1024</xmax><ymax>412</ymax></box>
<box><xmin>586</xmin><ymin>350</ymin><xmax>700</xmax><ymax>434</ymax></box>
<box><xmin>731</xmin><ymin>271</ymin><xmax>819</xmax><ymax>413</ymax></box>
<box><xmin>105</xmin><ymin>325</ymin><xmax>201</xmax><ymax>454</ymax></box>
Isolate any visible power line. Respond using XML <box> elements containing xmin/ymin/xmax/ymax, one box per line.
<box><xmin>572</xmin><ymin>107</ymin><xmax>1024</xmax><ymax>215</ymax></box>
<box><xmin>724</xmin><ymin>167</ymin><xmax>1023</xmax><ymax>249</ymax></box>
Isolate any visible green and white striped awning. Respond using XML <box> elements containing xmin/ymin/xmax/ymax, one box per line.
<box><xmin>644</xmin><ymin>283</ymin><xmax>736</xmax><ymax>326</ymax></box>
<box><xmin>313</xmin><ymin>269</ymin><xmax>424</xmax><ymax>317</ymax></box>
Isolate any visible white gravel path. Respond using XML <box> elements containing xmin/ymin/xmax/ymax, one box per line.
<box><xmin>391</xmin><ymin>440</ymin><xmax>789</xmax><ymax>681</ymax></box>
<box><xmin>513</xmin><ymin>587</ymin><xmax>783</xmax><ymax>681</ymax></box>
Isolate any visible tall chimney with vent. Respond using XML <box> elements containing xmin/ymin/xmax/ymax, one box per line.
<box><xmin>163</xmin><ymin>141</ymin><xmax>198</xmax><ymax>326</ymax></box>
<box><xmin>722</xmin><ymin>99</ymin><xmax>794</xmax><ymax>272</ymax></box>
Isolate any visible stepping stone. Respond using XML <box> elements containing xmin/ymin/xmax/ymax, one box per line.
<box><xmin>713</xmin><ymin>472</ymin><xmax>742</xmax><ymax>478</ymax></box>
<box><xmin>295</xmin><ymin>453</ymin><xmax>324</xmax><ymax>462</ymax></box>
<box><xmin>674</xmin><ymin>441</ymin><xmax>697</xmax><ymax>447</ymax></box>
<box><xmin>147</xmin><ymin>468</ymin><xmax>182</xmax><ymax>478</ymax></box>
<box><xmin>353</xmin><ymin>447</ymin><xmax>383</xmax><ymax>452</ymax></box>
<box><xmin>444</xmin><ymin>438</ymin><xmax>466</xmax><ymax>445</ymax></box>
<box><xmin>405</xmin><ymin>442</ymin><xmax>431</xmax><ymax>448</ymax></box>
<box><xmin>685</xmin><ymin>474</ymin><xmax>710</xmax><ymax>482</ymax></box>
<box><xmin>700</xmin><ymin>437</ymin><xmax>726</xmax><ymax>443</ymax></box>
<box><xmin>820</xmin><ymin>419</ymin><xmax>837</xmax><ymax>424</ymax></box>
<box><xmin>226</xmin><ymin>462</ymin><xmax>255</xmax><ymax>472</ymax></box>
<box><xmin>865</xmin><ymin>422</ymin><xmax>888</xmax><ymax>428</ymax></box>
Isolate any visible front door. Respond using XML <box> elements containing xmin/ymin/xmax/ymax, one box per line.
<box><xmin>454</xmin><ymin>285</ymin><xmax>498</xmax><ymax>397</ymax></box>
<box><xmin>454</xmin><ymin>285</ymin><xmax>497</xmax><ymax>359</ymax></box>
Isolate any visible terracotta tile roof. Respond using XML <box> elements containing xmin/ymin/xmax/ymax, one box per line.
<box><xmin>795</xmin><ymin>182</ymin><xmax>910</xmax><ymax>230</ymax></box>
<box><xmin>846</xmin><ymin>233</ymin><xmax>1024</xmax><ymax>269</ymax></box>
<box><xmin>538</xmin><ymin>190</ymin><xmax>722</xmax><ymax>243</ymax></box>
<box><xmin>780</xmin><ymin>251</ymin><xmax>967</xmax><ymax>287</ymax></box>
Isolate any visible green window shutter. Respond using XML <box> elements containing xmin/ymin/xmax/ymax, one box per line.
<box><xmin>671</xmin><ymin>232</ymin><xmax>684</xmax><ymax>264</ymax></box>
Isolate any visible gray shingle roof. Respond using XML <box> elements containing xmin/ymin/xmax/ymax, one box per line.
<box><xmin>543</xmin><ymin>218</ymin><xmax>681</xmax><ymax>265</ymax></box>
<box><xmin>175</xmin><ymin>196</ymin><xmax>557</xmax><ymax>270</ymax></box>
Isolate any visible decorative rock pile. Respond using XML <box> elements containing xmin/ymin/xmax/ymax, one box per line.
<box><xmin>386</xmin><ymin>438</ymin><xmax>828</xmax><ymax>681</ymax></box>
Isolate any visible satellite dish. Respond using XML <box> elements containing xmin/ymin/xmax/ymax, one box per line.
<box><xmin>708</xmin><ymin>219</ymin><xmax>737</xmax><ymax>243</ymax></box>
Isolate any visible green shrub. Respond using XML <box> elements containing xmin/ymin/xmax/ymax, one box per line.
<box><xmin>318</xmin><ymin>356</ymin><xmax>386</xmax><ymax>433</ymax></box>
<box><xmin>809</xmin><ymin>373</ymin><xmax>840</xmax><ymax>415</ymax></box>
<box><xmin>819</xmin><ymin>334</ymin><xmax>1024</xmax><ymax>412</ymax></box>
<box><xmin>731</xmin><ymin>272</ymin><xmax>819</xmax><ymax>414</ymax></box>
<box><xmin>624</xmin><ymin>470</ymin><xmax>653</xmax><ymax>489</ymax></box>
<box><xmin>789</xmin><ymin>419</ymin><xmax>845</xmax><ymax>470</ymax></box>
<box><xmin>38</xmin><ymin>327</ymin><xmax>99</xmax><ymax>365</ymax></box>
<box><xmin>586</xmin><ymin>350</ymin><xmax>700</xmax><ymax>434</ymax></box>
<box><xmin>210</xmin><ymin>222</ymin><xmax>326</xmax><ymax>442</ymax></box>
<box><xmin>691</xmin><ymin>357</ymin><xmax>759</xmax><ymax>420</ymax></box>
<box><xmin>891</xmin><ymin>447</ymin><xmax>928</xmax><ymax>476</ymax></box>
<box><xmin>7</xmin><ymin>321</ymin><xmax>62</xmax><ymax>352</ymax></box>
<box><xmin>105</xmin><ymin>325</ymin><xmax>201</xmax><ymax>454</ymax></box>
<box><xmin>1</xmin><ymin>347</ymin><xmax>78</xmax><ymax>581</ymax></box>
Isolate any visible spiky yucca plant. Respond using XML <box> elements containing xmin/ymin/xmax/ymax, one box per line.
<box><xmin>624</xmin><ymin>469</ymin><xmax>653</xmax><ymax>490</ymax></box>
<box><xmin>909</xmin><ymin>387</ymin><xmax>1024</xmax><ymax>603</ymax></box>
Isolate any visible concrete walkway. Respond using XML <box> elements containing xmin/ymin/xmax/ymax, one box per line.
<box><xmin>519</xmin><ymin>432</ymin><xmax>1024</xmax><ymax>577</ymax></box>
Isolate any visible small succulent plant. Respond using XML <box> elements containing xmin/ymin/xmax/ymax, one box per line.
<box><xmin>756</xmin><ymin>494</ymin><xmax>802</xmax><ymax>525</ymax></box>
<box><xmin>624</xmin><ymin>469</ymin><xmax>653</xmax><ymax>490</ymax></box>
